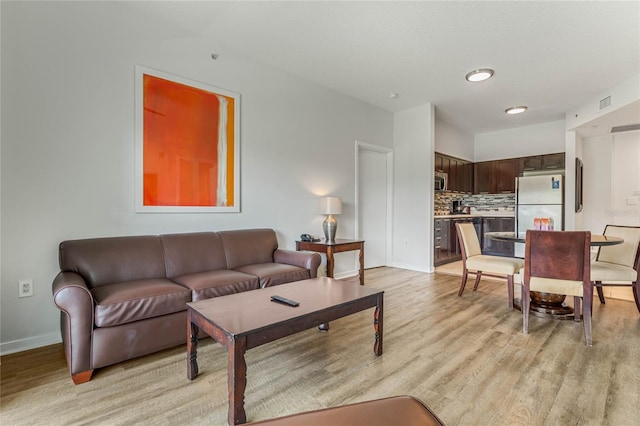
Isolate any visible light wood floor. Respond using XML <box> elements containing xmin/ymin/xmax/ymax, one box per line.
<box><xmin>2</xmin><ymin>267</ymin><xmax>639</xmax><ymax>425</ymax></box>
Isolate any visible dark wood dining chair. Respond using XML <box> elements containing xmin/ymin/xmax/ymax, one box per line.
<box><xmin>455</xmin><ymin>222</ymin><xmax>524</xmax><ymax>309</ymax></box>
<box><xmin>591</xmin><ymin>225</ymin><xmax>640</xmax><ymax>314</ymax></box>
<box><xmin>523</xmin><ymin>230</ymin><xmax>592</xmax><ymax>345</ymax></box>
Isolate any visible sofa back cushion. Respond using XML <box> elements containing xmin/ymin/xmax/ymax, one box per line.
<box><xmin>59</xmin><ymin>236</ymin><xmax>166</xmax><ymax>288</ymax></box>
<box><xmin>160</xmin><ymin>232</ymin><xmax>228</xmax><ymax>278</ymax></box>
<box><xmin>218</xmin><ymin>228</ymin><xmax>278</xmax><ymax>269</ymax></box>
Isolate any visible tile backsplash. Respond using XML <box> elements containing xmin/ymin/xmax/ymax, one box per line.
<box><xmin>435</xmin><ymin>192</ymin><xmax>515</xmax><ymax>215</ymax></box>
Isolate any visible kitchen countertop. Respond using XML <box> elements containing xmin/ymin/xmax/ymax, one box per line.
<box><xmin>434</xmin><ymin>212</ymin><xmax>515</xmax><ymax>219</ymax></box>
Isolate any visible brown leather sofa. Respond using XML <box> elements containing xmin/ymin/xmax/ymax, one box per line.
<box><xmin>246</xmin><ymin>395</ymin><xmax>446</xmax><ymax>425</ymax></box>
<box><xmin>52</xmin><ymin>228</ymin><xmax>321</xmax><ymax>384</ymax></box>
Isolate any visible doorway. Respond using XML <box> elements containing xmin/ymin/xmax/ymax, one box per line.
<box><xmin>355</xmin><ymin>141</ymin><xmax>393</xmax><ymax>268</ymax></box>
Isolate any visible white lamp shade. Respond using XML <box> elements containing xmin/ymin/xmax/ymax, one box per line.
<box><xmin>321</xmin><ymin>196</ymin><xmax>342</xmax><ymax>215</ymax></box>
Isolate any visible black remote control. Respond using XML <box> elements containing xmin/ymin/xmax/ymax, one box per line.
<box><xmin>270</xmin><ymin>295</ymin><xmax>299</xmax><ymax>307</ymax></box>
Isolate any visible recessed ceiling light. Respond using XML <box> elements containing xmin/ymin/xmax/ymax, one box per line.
<box><xmin>505</xmin><ymin>106</ymin><xmax>528</xmax><ymax>115</ymax></box>
<box><xmin>465</xmin><ymin>68</ymin><xmax>494</xmax><ymax>82</ymax></box>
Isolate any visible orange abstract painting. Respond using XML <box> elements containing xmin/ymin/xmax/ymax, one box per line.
<box><xmin>136</xmin><ymin>67</ymin><xmax>239</xmax><ymax>212</ymax></box>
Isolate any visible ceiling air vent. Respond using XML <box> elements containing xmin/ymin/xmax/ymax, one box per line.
<box><xmin>611</xmin><ymin>124</ymin><xmax>640</xmax><ymax>133</ymax></box>
<box><xmin>599</xmin><ymin>95</ymin><xmax>612</xmax><ymax>110</ymax></box>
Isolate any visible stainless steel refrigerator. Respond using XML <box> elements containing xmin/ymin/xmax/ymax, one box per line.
<box><xmin>515</xmin><ymin>174</ymin><xmax>564</xmax><ymax>257</ymax></box>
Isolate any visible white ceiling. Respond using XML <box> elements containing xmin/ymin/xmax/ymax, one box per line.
<box><xmin>121</xmin><ymin>1</ymin><xmax>640</xmax><ymax>136</ymax></box>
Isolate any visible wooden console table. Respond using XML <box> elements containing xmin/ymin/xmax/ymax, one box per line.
<box><xmin>295</xmin><ymin>238</ymin><xmax>365</xmax><ymax>286</ymax></box>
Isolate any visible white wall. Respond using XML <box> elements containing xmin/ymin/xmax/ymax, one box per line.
<box><xmin>581</xmin><ymin>132</ymin><xmax>640</xmax><ymax>232</ymax></box>
<box><xmin>474</xmin><ymin>120</ymin><xmax>566</xmax><ymax>161</ymax></box>
<box><xmin>611</xmin><ymin>133</ymin><xmax>640</xmax><ymax>226</ymax></box>
<box><xmin>392</xmin><ymin>103</ymin><xmax>434</xmax><ymax>272</ymax></box>
<box><xmin>0</xmin><ymin>2</ymin><xmax>394</xmax><ymax>353</ymax></box>
<box><xmin>566</xmin><ymin>73</ymin><xmax>640</xmax><ymax>131</ymax></box>
<box><xmin>434</xmin><ymin>116</ymin><xmax>474</xmax><ymax>161</ymax></box>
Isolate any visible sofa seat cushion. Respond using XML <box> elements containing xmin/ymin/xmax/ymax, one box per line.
<box><xmin>172</xmin><ymin>270</ymin><xmax>260</xmax><ymax>301</ymax></box>
<box><xmin>91</xmin><ymin>279</ymin><xmax>192</xmax><ymax>327</ymax></box>
<box><xmin>234</xmin><ymin>263</ymin><xmax>311</xmax><ymax>288</ymax></box>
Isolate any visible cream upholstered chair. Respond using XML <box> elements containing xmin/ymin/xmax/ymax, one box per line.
<box><xmin>523</xmin><ymin>230</ymin><xmax>593</xmax><ymax>345</ymax></box>
<box><xmin>455</xmin><ymin>222</ymin><xmax>524</xmax><ymax>309</ymax></box>
<box><xmin>591</xmin><ymin>225</ymin><xmax>640</xmax><ymax>313</ymax></box>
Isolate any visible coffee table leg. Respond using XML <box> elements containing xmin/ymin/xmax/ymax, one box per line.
<box><xmin>187</xmin><ymin>311</ymin><xmax>199</xmax><ymax>380</ymax></box>
<box><xmin>228</xmin><ymin>336</ymin><xmax>248</xmax><ymax>425</ymax></box>
<box><xmin>374</xmin><ymin>294</ymin><xmax>383</xmax><ymax>356</ymax></box>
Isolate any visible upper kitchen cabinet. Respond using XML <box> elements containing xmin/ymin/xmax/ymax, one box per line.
<box><xmin>542</xmin><ymin>153</ymin><xmax>565</xmax><ymax>170</ymax></box>
<box><xmin>474</xmin><ymin>159</ymin><xmax>517</xmax><ymax>194</ymax></box>
<box><xmin>463</xmin><ymin>162</ymin><xmax>474</xmax><ymax>193</ymax></box>
<box><xmin>473</xmin><ymin>161</ymin><xmax>495</xmax><ymax>194</ymax></box>
<box><xmin>520</xmin><ymin>153</ymin><xmax>565</xmax><ymax>172</ymax></box>
<box><xmin>495</xmin><ymin>159</ymin><xmax>519</xmax><ymax>193</ymax></box>
<box><xmin>435</xmin><ymin>152</ymin><xmax>473</xmax><ymax>193</ymax></box>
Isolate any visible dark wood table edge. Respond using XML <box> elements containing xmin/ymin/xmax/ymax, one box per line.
<box><xmin>485</xmin><ymin>232</ymin><xmax>624</xmax><ymax>247</ymax></box>
<box><xmin>186</xmin><ymin>290</ymin><xmax>383</xmax><ymax>425</ymax></box>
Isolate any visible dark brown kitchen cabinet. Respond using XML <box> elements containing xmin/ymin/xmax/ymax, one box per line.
<box><xmin>482</xmin><ymin>217</ymin><xmax>515</xmax><ymax>257</ymax></box>
<box><xmin>474</xmin><ymin>161</ymin><xmax>495</xmax><ymax>194</ymax></box>
<box><xmin>520</xmin><ymin>153</ymin><xmax>565</xmax><ymax>172</ymax></box>
<box><xmin>463</xmin><ymin>162</ymin><xmax>474</xmax><ymax>193</ymax></box>
<box><xmin>495</xmin><ymin>159</ymin><xmax>518</xmax><ymax>193</ymax></box>
<box><xmin>435</xmin><ymin>152</ymin><xmax>473</xmax><ymax>193</ymax></box>
<box><xmin>448</xmin><ymin>158</ymin><xmax>458</xmax><ymax>190</ymax></box>
<box><xmin>435</xmin><ymin>153</ymin><xmax>444</xmax><ymax>172</ymax></box>
<box><xmin>520</xmin><ymin>156</ymin><xmax>542</xmax><ymax>172</ymax></box>
<box><xmin>434</xmin><ymin>217</ymin><xmax>482</xmax><ymax>266</ymax></box>
<box><xmin>542</xmin><ymin>153</ymin><xmax>565</xmax><ymax>170</ymax></box>
<box><xmin>433</xmin><ymin>218</ymin><xmax>450</xmax><ymax>266</ymax></box>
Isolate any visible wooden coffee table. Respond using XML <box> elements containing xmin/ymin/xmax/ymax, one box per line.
<box><xmin>186</xmin><ymin>277</ymin><xmax>384</xmax><ymax>425</ymax></box>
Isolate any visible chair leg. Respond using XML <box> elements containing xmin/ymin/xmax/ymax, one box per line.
<box><xmin>507</xmin><ymin>275</ymin><xmax>514</xmax><ymax>310</ymax></box>
<box><xmin>583</xmin><ymin>296</ymin><xmax>592</xmax><ymax>346</ymax></box>
<box><xmin>632</xmin><ymin>280</ymin><xmax>640</xmax><ymax>314</ymax></box>
<box><xmin>472</xmin><ymin>272</ymin><xmax>482</xmax><ymax>291</ymax></box>
<box><xmin>458</xmin><ymin>269</ymin><xmax>469</xmax><ymax>297</ymax></box>
<box><xmin>522</xmin><ymin>286</ymin><xmax>530</xmax><ymax>334</ymax></box>
<box><xmin>573</xmin><ymin>296</ymin><xmax>581</xmax><ymax>322</ymax></box>
<box><xmin>595</xmin><ymin>282</ymin><xmax>606</xmax><ymax>304</ymax></box>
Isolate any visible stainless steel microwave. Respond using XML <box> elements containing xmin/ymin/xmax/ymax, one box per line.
<box><xmin>435</xmin><ymin>172</ymin><xmax>447</xmax><ymax>191</ymax></box>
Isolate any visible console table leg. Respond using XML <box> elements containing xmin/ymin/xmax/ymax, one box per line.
<box><xmin>373</xmin><ymin>295</ymin><xmax>384</xmax><ymax>356</ymax></box>
<box><xmin>228</xmin><ymin>336</ymin><xmax>248</xmax><ymax>425</ymax></box>
<box><xmin>187</xmin><ymin>312</ymin><xmax>199</xmax><ymax>380</ymax></box>
<box><xmin>326</xmin><ymin>247</ymin><xmax>335</xmax><ymax>278</ymax></box>
<box><xmin>359</xmin><ymin>244</ymin><xmax>365</xmax><ymax>285</ymax></box>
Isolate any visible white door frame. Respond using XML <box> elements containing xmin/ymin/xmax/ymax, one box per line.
<box><xmin>355</xmin><ymin>140</ymin><xmax>394</xmax><ymax>266</ymax></box>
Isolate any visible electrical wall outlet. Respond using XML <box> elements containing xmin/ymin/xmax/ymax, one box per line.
<box><xmin>19</xmin><ymin>279</ymin><xmax>33</xmax><ymax>298</ymax></box>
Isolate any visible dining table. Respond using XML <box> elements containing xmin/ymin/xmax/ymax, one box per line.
<box><xmin>484</xmin><ymin>231</ymin><xmax>624</xmax><ymax>319</ymax></box>
<box><xmin>485</xmin><ymin>232</ymin><xmax>624</xmax><ymax>247</ymax></box>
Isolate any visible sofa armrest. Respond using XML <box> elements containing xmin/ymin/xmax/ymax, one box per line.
<box><xmin>52</xmin><ymin>272</ymin><xmax>95</xmax><ymax>381</ymax></box>
<box><xmin>274</xmin><ymin>249</ymin><xmax>322</xmax><ymax>278</ymax></box>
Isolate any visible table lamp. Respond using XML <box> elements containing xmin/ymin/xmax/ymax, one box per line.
<box><xmin>321</xmin><ymin>196</ymin><xmax>342</xmax><ymax>242</ymax></box>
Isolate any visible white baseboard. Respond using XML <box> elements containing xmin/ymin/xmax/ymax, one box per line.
<box><xmin>601</xmin><ymin>286</ymin><xmax>634</xmax><ymax>302</ymax></box>
<box><xmin>390</xmin><ymin>262</ymin><xmax>432</xmax><ymax>273</ymax></box>
<box><xmin>334</xmin><ymin>269</ymin><xmax>358</xmax><ymax>280</ymax></box>
<box><xmin>1</xmin><ymin>332</ymin><xmax>61</xmax><ymax>356</ymax></box>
